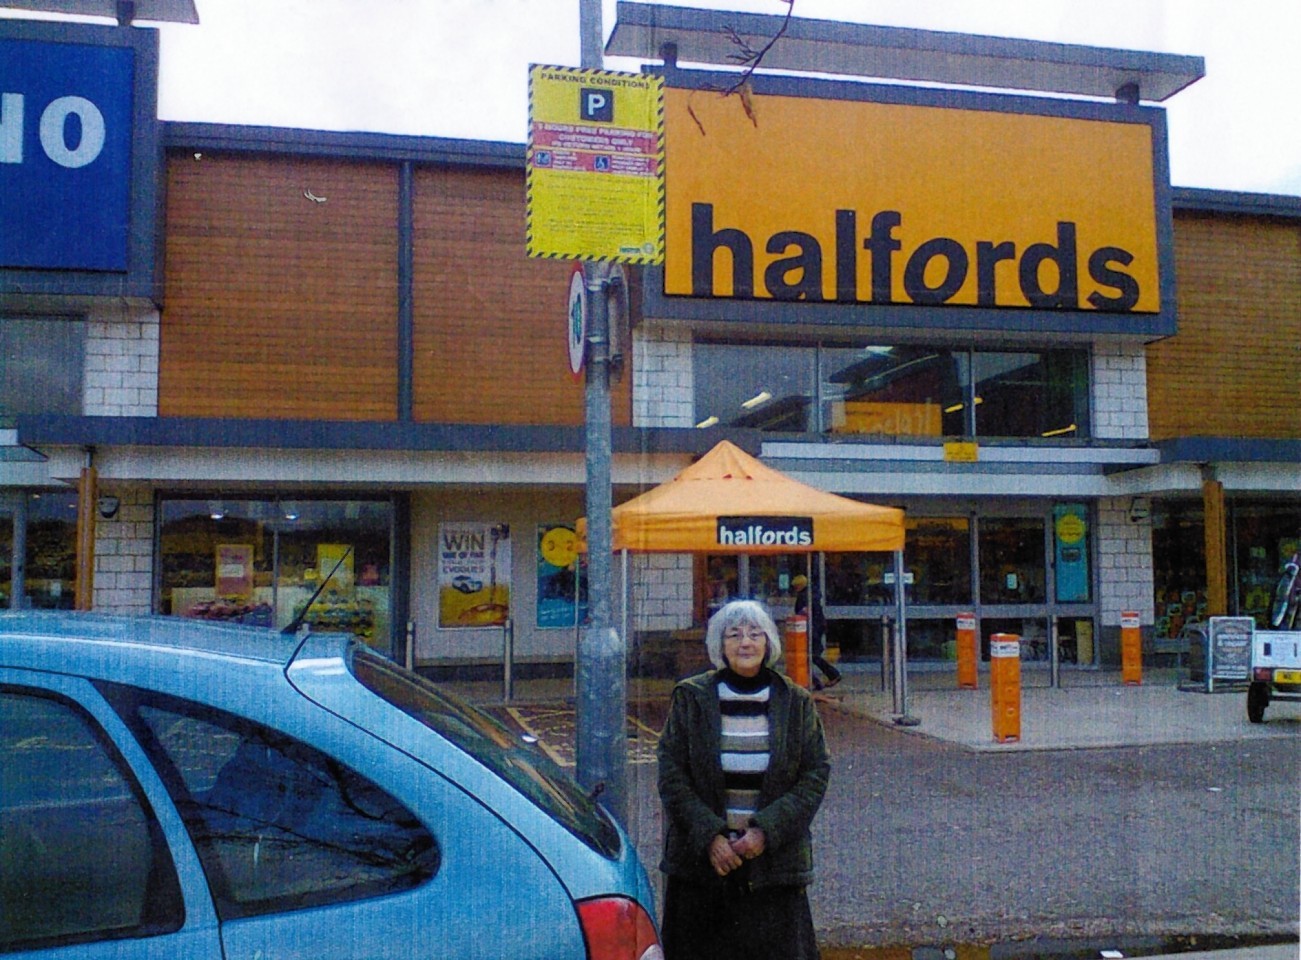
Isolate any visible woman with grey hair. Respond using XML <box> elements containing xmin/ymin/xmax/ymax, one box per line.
<box><xmin>656</xmin><ymin>599</ymin><xmax>831</xmax><ymax>960</ymax></box>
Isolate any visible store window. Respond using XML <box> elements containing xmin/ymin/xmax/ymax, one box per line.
<box><xmin>693</xmin><ymin>339</ymin><xmax>1090</xmax><ymax>439</ymax></box>
<box><xmin>973</xmin><ymin>351</ymin><xmax>1089</xmax><ymax>439</ymax></box>
<box><xmin>821</xmin><ymin>346</ymin><xmax>966</xmax><ymax>437</ymax></box>
<box><xmin>1151</xmin><ymin>502</ymin><xmax>1206</xmax><ymax>642</ymax></box>
<box><xmin>1231</xmin><ymin>502</ymin><xmax>1301</xmax><ymax>628</ymax></box>
<box><xmin>978</xmin><ymin>517</ymin><xmax>1046</xmax><ymax>604</ymax></box>
<box><xmin>0</xmin><ymin>492</ymin><xmax>78</xmax><ymax>610</ymax></box>
<box><xmin>1</xmin><ymin>317</ymin><xmax>85</xmax><ymax>427</ymax></box>
<box><xmin>693</xmin><ymin>341</ymin><xmax>816</xmax><ymax>431</ymax></box>
<box><xmin>158</xmin><ymin>497</ymin><xmax>394</xmax><ymax>649</ymax></box>
<box><xmin>824</xmin><ymin>516</ymin><xmax>970</xmax><ymax>607</ymax></box>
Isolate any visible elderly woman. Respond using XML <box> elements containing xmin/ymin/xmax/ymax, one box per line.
<box><xmin>656</xmin><ymin>599</ymin><xmax>831</xmax><ymax>960</ymax></box>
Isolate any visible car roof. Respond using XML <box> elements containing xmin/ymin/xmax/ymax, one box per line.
<box><xmin>0</xmin><ymin>611</ymin><xmax>308</xmax><ymax>668</ymax></box>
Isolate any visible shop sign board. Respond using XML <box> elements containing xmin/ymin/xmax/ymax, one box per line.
<box><xmin>1207</xmin><ymin>616</ymin><xmax>1253</xmax><ymax>682</ymax></box>
<box><xmin>526</xmin><ymin>65</ymin><xmax>665</xmax><ymax>264</ymax></box>
<box><xmin>650</xmin><ymin>74</ymin><xmax>1175</xmax><ymax>337</ymax></box>
<box><xmin>0</xmin><ymin>19</ymin><xmax>159</xmax><ymax>289</ymax></box>
<box><xmin>438</xmin><ymin>522</ymin><xmax>511</xmax><ymax>629</ymax></box>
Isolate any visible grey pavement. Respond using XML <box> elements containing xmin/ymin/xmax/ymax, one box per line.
<box><xmin>822</xmin><ymin>665</ymin><xmax>1301</xmax><ymax>752</ymax></box>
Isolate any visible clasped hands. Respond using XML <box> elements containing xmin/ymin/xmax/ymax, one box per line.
<box><xmin>708</xmin><ymin>827</ymin><xmax>766</xmax><ymax>876</ymax></box>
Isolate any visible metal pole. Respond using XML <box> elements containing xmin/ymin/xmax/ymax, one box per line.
<box><xmin>892</xmin><ymin>549</ymin><xmax>919</xmax><ymax>725</ymax></box>
<box><xmin>880</xmin><ymin>613</ymin><xmax>890</xmax><ymax>692</ymax></box>
<box><xmin>574</xmin><ymin>0</ymin><xmax>627</xmax><ymax>823</ymax></box>
<box><xmin>1050</xmin><ymin>615</ymin><xmax>1061</xmax><ymax>689</ymax></box>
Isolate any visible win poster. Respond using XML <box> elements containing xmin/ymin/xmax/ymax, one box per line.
<box><xmin>537</xmin><ymin>524</ymin><xmax>588</xmax><ymax>628</ymax></box>
<box><xmin>437</xmin><ymin>522</ymin><xmax>511</xmax><ymax>628</ymax></box>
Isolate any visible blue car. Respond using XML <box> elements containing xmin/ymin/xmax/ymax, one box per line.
<box><xmin>0</xmin><ymin>612</ymin><xmax>660</xmax><ymax>960</ymax></box>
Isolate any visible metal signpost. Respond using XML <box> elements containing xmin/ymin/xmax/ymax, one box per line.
<box><xmin>524</xmin><ymin>0</ymin><xmax>664</xmax><ymax>822</ymax></box>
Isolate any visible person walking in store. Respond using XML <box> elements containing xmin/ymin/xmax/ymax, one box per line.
<box><xmin>656</xmin><ymin>599</ymin><xmax>831</xmax><ymax>960</ymax></box>
<box><xmin>792</xmin><ymin>574</ymin><xmax>841</xmax><ymax>690</ymax></box>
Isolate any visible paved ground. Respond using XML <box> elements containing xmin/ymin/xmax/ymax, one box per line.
<box><xmin>456</xmin><ymin>664</ymin><xmax>1300</xmax><ymax>958</ymax></box>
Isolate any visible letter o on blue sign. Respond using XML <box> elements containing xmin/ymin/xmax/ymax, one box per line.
<box><xmin>38</xmin><ymin>96</ymin><xmax>105</xmax><ymax>168</ymax></box>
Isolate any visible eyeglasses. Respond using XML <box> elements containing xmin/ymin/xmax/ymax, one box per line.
<box><xmin>722</xmin><ymin>628</ymin><xmax>767</xmax><ymax>643</ymax></box>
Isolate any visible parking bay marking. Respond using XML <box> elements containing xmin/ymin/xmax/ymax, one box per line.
<box><xmin>505</xmin><ymin>706</ymin><xmax>660</xmax><ymax>768</ymax></box>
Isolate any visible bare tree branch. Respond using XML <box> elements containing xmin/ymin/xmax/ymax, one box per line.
<box><xmin>684</xmin><ymin>1</ymin><xmax>796</xmax><ymax>134</ymax></box>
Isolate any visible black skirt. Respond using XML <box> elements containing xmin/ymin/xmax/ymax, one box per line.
<box><xmin>660</xmin><ymin>875</ymin><xmax>819</xmax><ymax>960</ymax></box>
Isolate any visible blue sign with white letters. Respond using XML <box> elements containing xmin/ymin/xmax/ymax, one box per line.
<box><xmin>0</xmin><ymin>36</ymin><xmax>135</xmax><ymax>271</ymax></box>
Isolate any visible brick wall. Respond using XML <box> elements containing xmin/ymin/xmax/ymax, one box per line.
<box><xmin>92</xmin><ymin>486</ymin><xmax>154</xmax><ymax>615</ymax></box>
<box><xmin>1091</xmin><ymin>342</ymin><xmax>1149</xmax><ymax>441</ymax></box>
<box><xmin>632</xmin><ymin>322</ymin><xmax>693</xmax><ymax>427</ymax></box>
<box><xmin>1096</xmin><ymin>496</ymin><xmax>1154</xmax><ymax>626</ymax></box>
<box><xmin>84</xmin><ymin>303</ymin><xmax>159</xmax><ymax>417</ymax></box>
<box><xmin>1149</xmin><ymin>213</ymin><xmax>1301</xmax><ymax>439</ymax></box>
<box><xmin>627</xmin><ymin>552</ymin><xmax>695</xmax><ymax>632</ymax></box>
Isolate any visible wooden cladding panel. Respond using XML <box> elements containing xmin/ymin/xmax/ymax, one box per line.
<box><xmin>411</xmin><ymin>167</ymin><xmax>632</xmax><ymax>426</ymax></box>
<box><xmin>161</xmin><ymin>155</ymin><xmax>399</xmax><ymax>420</ymax></box>
<box><xmin>1148</xmin><ymin>214</ymin><xmax>1301</xmax><ymax>440</ymax></box>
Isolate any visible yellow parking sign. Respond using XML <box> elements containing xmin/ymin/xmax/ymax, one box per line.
<box><xmin>527</xmin><ymin>65</ymin><xmax>664</xmax><ymax>263</ymax></box>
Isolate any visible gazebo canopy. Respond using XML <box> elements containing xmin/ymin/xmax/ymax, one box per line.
<box><xmin>580</xmin><ymin>440</ymin><xmax>904</xmax><ymax>554</ymax></box>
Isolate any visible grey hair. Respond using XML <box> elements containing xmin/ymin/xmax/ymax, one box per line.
<box><xmin>704</xmin><ymin>599</ymin><xmax>783</xmax><ymax>670</ymax></box>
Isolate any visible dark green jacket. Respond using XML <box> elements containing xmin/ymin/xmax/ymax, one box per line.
<box><xmin>657</xmin><ymin>668</ymin><xmax>830</xmax><ymax>889</ymax></box>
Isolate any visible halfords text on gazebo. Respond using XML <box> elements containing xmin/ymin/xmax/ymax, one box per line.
<box><xmin>716</xmin><ymin>516</ymin><xmax>814</xmax><ymax>548</ymax></box>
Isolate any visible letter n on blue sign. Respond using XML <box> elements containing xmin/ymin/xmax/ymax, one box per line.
<box><xmin>0</xmin><ymin>38</ymin><xmax>134</xmax><ymax>271</ymax></box>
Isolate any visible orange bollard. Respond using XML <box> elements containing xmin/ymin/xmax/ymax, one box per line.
<box><xmin>956</xmin><ymin>613</ymin><xmax>978</xmax><ymax>689</ymax></box>
<box><xmin>783</xmin><ymin>614</ymin><xmax>810</xmax><ymax>688</ymax></box>
<box><xmin>990</xmin><ymin>632</ymin><xmax>1021</xmax><ymax>743</ymax></box>
<box><xmin>1121</xmin><ymin>611</ymin><xmax>1142</xmax><ymax>685</ymax></box>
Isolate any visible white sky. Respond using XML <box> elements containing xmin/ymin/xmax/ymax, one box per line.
<box><xmin>8</xmin><ymin>0</ymin><xmax>1301</xmax><ymax>195</ymax></box>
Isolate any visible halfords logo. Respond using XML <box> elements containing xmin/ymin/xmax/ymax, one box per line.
<box><xmin>690</xmin><ymin>205</ymin><xmax>1140</xmax><ymax>312</ymax></box>
<box><xmin>717</xmin><ymin>516</ymin><xmax>813</xmax><ymax>547</ymax></box>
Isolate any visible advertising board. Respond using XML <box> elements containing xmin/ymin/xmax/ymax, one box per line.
<box><xmin>648</xmin><ymin>73</ymin><xmax>1175</xmax><ymax>337</ymax></box>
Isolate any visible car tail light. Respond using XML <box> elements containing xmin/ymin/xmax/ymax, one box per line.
<box><xmin>576</xmin><ymin>896</ymin><xmax>663</xmax><ymax>960</ymax></box>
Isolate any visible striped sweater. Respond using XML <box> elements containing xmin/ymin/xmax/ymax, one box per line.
<box><xmin>718</xmin><ymin>669</ymin><xmax>771</xmax><ymax>835</ymax></box>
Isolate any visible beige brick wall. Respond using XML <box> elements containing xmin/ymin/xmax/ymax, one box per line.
<box><xmin>84</xmin><ymin>303</ymin><xmax>159</xmax><ymax>417</ymax></box>
<box><xmin>1096</xmin><ymin>496</ymin><xmax>1154</xmax><ymax>626</ymax></box>
<box><xmin>1091</xmin><ymin>342</ymin><xmax>1149</xmax><ymax>441</ymax></box>
<box><xmin>92</xmin><ymin>486</ymin><xmax>154</xmax><ymax>615</ymax></box>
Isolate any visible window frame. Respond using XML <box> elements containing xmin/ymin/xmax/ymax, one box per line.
<box><xmin>0</xmin><ymin>684</ymin><xmax>185</xmax><ymax>953</ymax></box>
<box><xmin>97</xmin><ymin>681</ymin><xmax>440</xmax><ymax>921</ymax></box>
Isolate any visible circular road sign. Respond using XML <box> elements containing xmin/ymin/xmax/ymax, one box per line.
<box><xmin>567</xmin><ymin>264</ymin><xmax>587</xmax><ymax>377</ymax></box>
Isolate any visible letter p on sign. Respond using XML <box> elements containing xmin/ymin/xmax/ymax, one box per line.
<box><xmin>581</xmin><ymin>88</ymin><xmax>612</xmax><ymax>122</ymax></box>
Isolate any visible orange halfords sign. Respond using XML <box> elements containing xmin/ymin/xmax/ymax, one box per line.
<box><xmin>664</xmin><ymin>87</ymin><xmax>1163</xmax><ymax>314</ymax></box>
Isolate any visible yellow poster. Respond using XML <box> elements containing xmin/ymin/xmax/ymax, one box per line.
<box><xmin>316</xmin><ymin>543</ymin><xmax>355</xmax><ymax>594</ymax></box>
<box><xmin>527</xmin><ymin>65</ymin><xmax>665</xmax><ymax>263</ymax></box>
<box><xmin>438</xmin><ymin>522</ymin><xmax>512</xmax><ymax>629</ymax></box>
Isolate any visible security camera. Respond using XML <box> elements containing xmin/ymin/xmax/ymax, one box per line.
<box><xmin>1128</xmin><ymin>498</ymin><xmax>1150</xmax><ymax>524</ymax></box>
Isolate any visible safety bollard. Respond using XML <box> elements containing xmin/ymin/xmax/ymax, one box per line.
<box><xmin>1121</xmin><ymin>611</ymin><xmax>1142</xmax><ymax>685</ymax></box>
<box><xmin>990</xmin><ymin>632</ymin><xmax>1021</xmax><ymax>743</ymax></box>
<box><xmin>783</xmin><ymin>614</ymin><xmax>810</xmax><ymax>688</ymax></box>
<box><xmin>956</xmin><ymin>612</ymin><xmax>978</xmax><ymax>689</ymax></box>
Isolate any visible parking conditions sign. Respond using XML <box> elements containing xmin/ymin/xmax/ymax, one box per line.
<box><xmin>526</xmin><ymin>65</ymin><xmax>664</xmax><ymax>263</ymax></box>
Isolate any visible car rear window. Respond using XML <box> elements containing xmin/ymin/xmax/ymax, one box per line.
<box><xmin>349</xmin><ymin>647</ymin><xmax>620</xmax><ymax>859</ymax></box>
